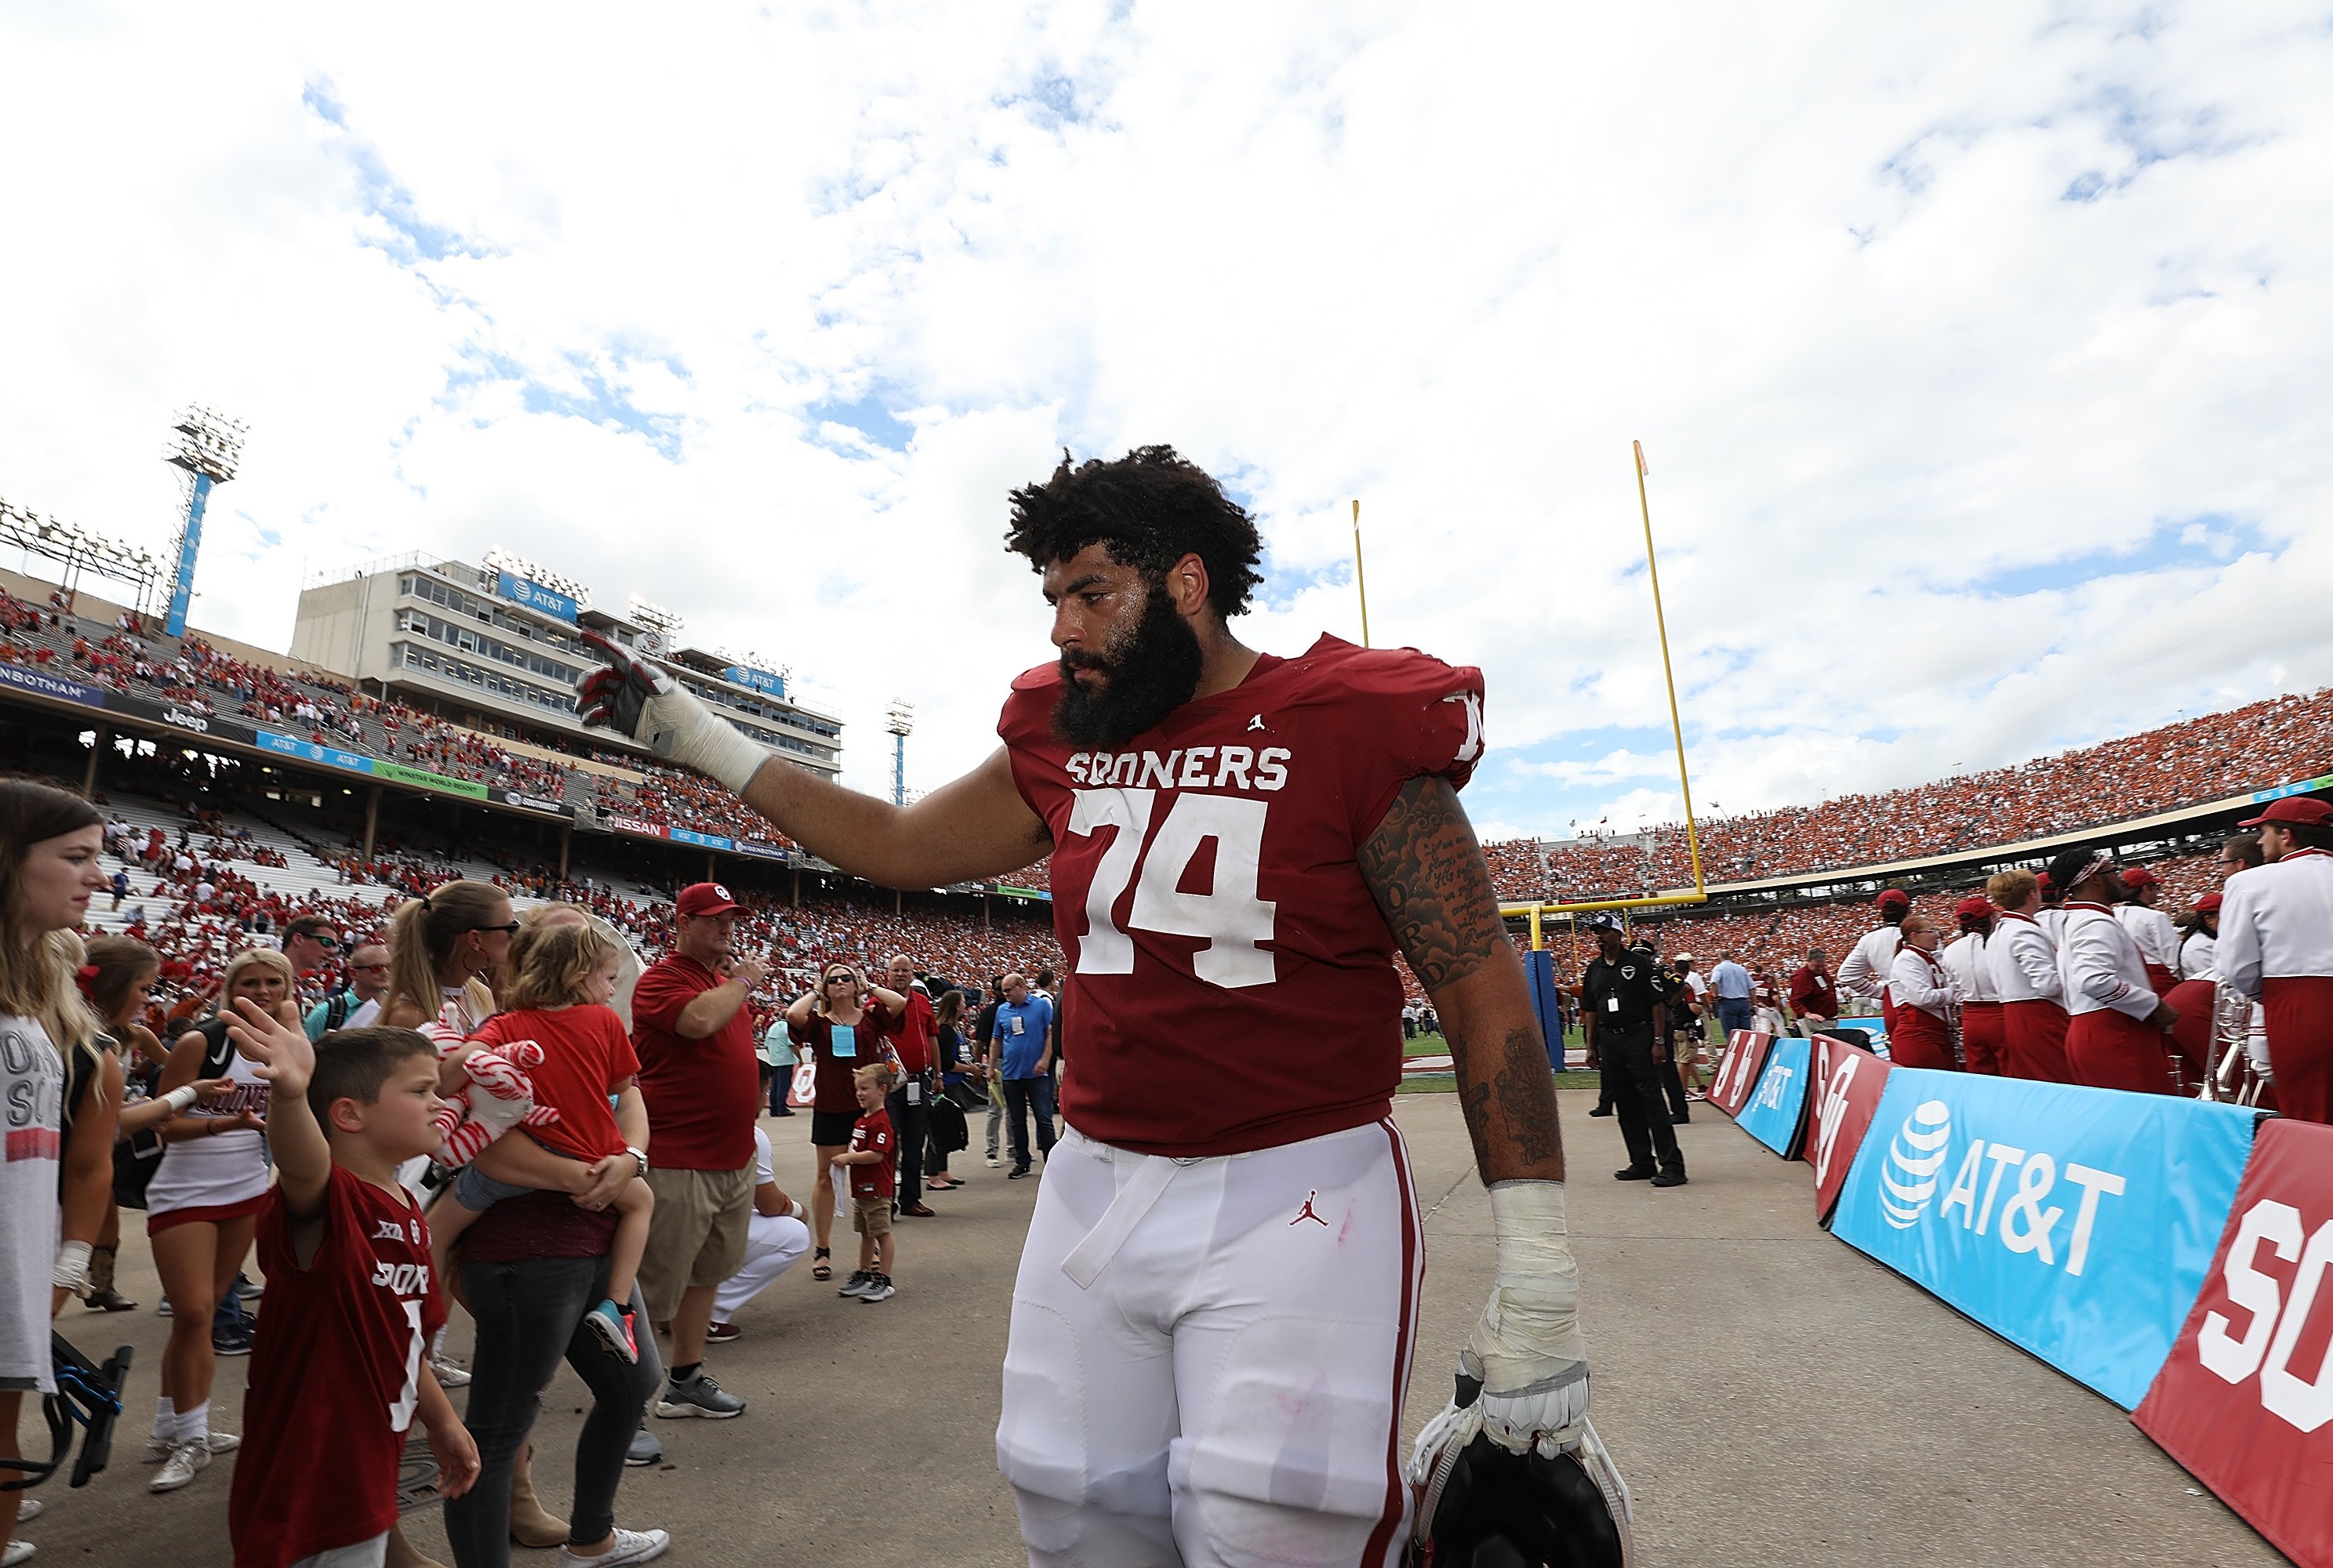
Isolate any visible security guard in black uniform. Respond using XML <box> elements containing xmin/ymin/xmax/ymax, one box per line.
<box><xmin>1580</xmin><ymin>916</ymin><xmax>1688</xmax><ymax>1186</ymax></box>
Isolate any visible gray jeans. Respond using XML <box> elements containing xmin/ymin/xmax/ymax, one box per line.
<box><xmin>442</xmin><ymin>1258</ymin><xmax>662</xmax><ymax>1567</ymax></box>
<box><xmin>986</xmin><ymin>1088</ymin><xmax>1003</xmax><ymax>1160</ymax></box>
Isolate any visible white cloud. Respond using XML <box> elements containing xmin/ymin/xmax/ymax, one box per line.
<box><xmin>2</xmin><ymin>1</ymin><xmax>2331</xmax><ymax>828</ymax></box>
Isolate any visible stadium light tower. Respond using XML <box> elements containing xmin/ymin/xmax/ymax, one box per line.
<box><xmin>885</xmin><ymin>701</ymin><xmax>914</xmax><ymax>807</ymax></box>
<box><xmin>625</xmin><ymin>593</ymin><xmax>685</xmax><ymax>659</ymax></box>
<box><xmin>160</xmin><ymin>405</ymin><xmax>246</xmax><ymax>638</ymax></box>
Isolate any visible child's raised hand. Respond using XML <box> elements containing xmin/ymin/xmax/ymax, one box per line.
<box><xmin>227</xmin><ymin>996</ymin><xmax>315</xmax><ymax>1099</ymax></box>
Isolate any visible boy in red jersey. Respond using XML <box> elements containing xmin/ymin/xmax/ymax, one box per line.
<box><xmin>831</xmin><ymin>1063</ymin><xmax>899</xmax><ymax>1302</ymax></box>
<box><xmin>223</xmin><ymin>1005</ymin><xmax>479</xmax><ymax>1568</ymax></box>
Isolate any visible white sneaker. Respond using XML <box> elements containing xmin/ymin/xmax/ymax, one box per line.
<box><xmin>149</xmin><ymin>1439</ymin><xmax>212</xmax><ymax>1492</ymax></box>
<box><xmin>986</xmin><ymin>1156</ymin><xmax>1001</xmax><ymax>1167</ymax></box>
<box><xmin>555</xmin><ymin>1526</ymin><xmax>670</xmax><ymax>1566</ymax></box>
<box><xmin>143</xmin><ymin>1431</ymin><xmax>238</xmax><ymax>1463</ymax></box>
<box><xmin>429</xmin><ymin>1354</ymin><xmax>473</xmax><ymax>1388</ymax></box>
<box><xmin>2</xmin><ymin>1538</ymin><xmax>33</xmax><ymax>1566</ymax></box>
<box><xmin>13</xmin><ymin>1501</ymin><xmax>37</xmax><ymax>1523</ymax></box>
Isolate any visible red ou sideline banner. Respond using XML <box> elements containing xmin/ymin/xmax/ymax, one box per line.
<box><xmin>2134</xmin><ymin>1116</ymin><xmax>2333</xmax><ymax>1567</ymax></box>
<box><xmin>1706</xmin><ymin>1032</ymin><xmax>1774</xmax><ymax>1118</ymax></box>
<box><xmin>1801</xmin><ymin>1036</ymin><xmax>1892</xmax><ymax>1224</ymax></box>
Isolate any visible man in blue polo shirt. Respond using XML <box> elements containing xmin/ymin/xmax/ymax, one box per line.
<box><xmin>987</xmin><ymin>971</ymin><xmax>1056</xmax><ymax>1178</ymax></box>
<box><xmin>1710</xmin><ymin>950</ymin><xmax>1755</xmax><ymax>1037</ymax></box>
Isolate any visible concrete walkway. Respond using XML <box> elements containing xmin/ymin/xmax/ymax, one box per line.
<box><xmin>30</xmin><ymin>1091</ymin><xmax>2284</xmax><ymax>1566</ymax></box>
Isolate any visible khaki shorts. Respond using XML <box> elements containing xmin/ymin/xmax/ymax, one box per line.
<box><xmin>852</xmin><ymin>1196</ymin><xmax>893</xmax><ymax>1237</ymax></box>
<box><xmin>638</xmin><ymin>1163</ymin><xmax>754</xmax><ymax>1322</ymax></box>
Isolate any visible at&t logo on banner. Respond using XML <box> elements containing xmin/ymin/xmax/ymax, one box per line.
<box><xmin>1830</xmin><ymin>1069</ymin><xmax>2259</xmax><ymax>1409</ymax></box>
<box><xmin>1735</xmin><ymin>1036</ymin><xmax>1812</xmax><ymax>1158</ymax></box>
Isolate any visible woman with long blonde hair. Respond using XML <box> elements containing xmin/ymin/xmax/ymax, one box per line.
<box><xmin>0</xmin><ymin>779</ymin><xmax>107</xmax><ymax>1562</ymax></box>
<box><xmin>380</xmin><ymin>880</ymin><xmax>517</xmax><ymax>1040</ymax></box>
<box><xmin>144</xmin><ymin>945</ymin><xmax>298</xmax><ymax>1494</ymax></box>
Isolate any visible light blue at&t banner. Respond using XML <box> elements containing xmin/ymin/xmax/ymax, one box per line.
<box><xmin>1736</xmin><ymin>1036</ymin><xmax>1812</xmax><ymax>1156</ymax></box>
<box><xmin>495</xmin><ymin>571</ymin><xmax>579</xmax><ymax>622</ymax></box>
<box><xmin>1830</xmin><ymin>1069</ymin><xmax>2259</xmax><ymax>1409</ymax></box>
<box><xmin>724</xmin><ymin>664</ymin><xmax>784</xmax><ymax>698</ymax></box>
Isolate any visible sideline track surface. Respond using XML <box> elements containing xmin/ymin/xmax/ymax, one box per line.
<box><xmin>37</xmin><ymin>1091</ymin><xmax>2283</xmax><ymax>1566</ymax></box>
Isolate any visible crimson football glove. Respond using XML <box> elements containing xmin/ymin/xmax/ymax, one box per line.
<box><xmin>574</xmin><ymin>630</ymin><xmax>767</xmax><ymax>792</ymax></box>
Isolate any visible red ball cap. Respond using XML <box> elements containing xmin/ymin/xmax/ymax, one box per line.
<box><xmin>677</xmin><ymin>881</ymin><xmax>745</xmax><ymax>917</ymax></box>
<box><xmin>2238</xmin><ymin>795</ymin><xmax>2333</xmax><ymax>829</ymax></box>
<box><xmin>2195</xmin><ymin>892</ymin><xmax>2225</xmax><ymax>915</ymax></box>
<box><xmin>1954</xmin><ymin>895</ymin><xmax>1993</xmax><ymax>920</ymax></box>
<box><xmin>2120</xmin><ymin>866</ymin><xmax>2160</xmax><ymax>890</ymax></box>
<box><xmin>1876</xmin><ymin>889</ymin><xmax>1911</xmax><ymax>911</ymax></box>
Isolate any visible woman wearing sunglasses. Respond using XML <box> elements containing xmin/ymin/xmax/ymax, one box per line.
<box><xmin>783</xmin><ymin>964</ymin><xmax>907</xmax><ymax>1281</ymax></box>
<box><xmin>382</xmin><ymin>878</ymin><xmax>598</xmax><ymax>1563</ymax></box>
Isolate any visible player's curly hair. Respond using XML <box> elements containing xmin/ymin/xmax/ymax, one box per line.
<box><xmin>1004</xmin><ymin>445</ymin><xmax>1265</xmax><ymax>619</ymax></box>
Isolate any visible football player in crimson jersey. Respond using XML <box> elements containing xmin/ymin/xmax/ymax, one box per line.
<box><xmin>579</xmin><ymin>447</ymin><xmax>1602</xmax><ymax>1567</ymax></box>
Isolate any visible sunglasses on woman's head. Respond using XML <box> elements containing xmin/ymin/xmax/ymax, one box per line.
<box><xmin>469</xmin><ymin>922</ymin><xmax>523</xmax><ymax>935</ymax></box>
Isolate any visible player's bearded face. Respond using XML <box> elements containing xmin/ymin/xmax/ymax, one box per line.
<box><xmin>1052</xmin><ymin>575</ymin><xmax>1205</xmax><ymax>748</ymax></box>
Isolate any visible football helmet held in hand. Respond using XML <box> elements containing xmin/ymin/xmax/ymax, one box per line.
<box><xmin>1408</xmin><ymin>1374</ymin><xmax>1633</xmax><ymax>1568</ymax></box>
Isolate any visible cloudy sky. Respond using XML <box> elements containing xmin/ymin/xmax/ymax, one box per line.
<box><xmin>5</xmin><ymin>2</ymin><xmax>2331</xmax><ymax>841</ymax></box>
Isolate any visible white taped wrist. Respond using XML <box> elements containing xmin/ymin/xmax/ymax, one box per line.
<box><xmin>1467</xmin><ymin>1179</ymin><xmax>1586</xmax><ymax>1392</ymax></box>
<box><xmin>162</xmin><ymin>1084</ymin><xmax>201</xmax><ymax>1113</ymax></box>
<box><xmin>648</xmin><ymin>686</ymin><xmax>768</xmax><ymax>794</ymax></box>
<box><xmin>53</xmin><ymin>1240</ymin><xmax>93</xmax><ymax>1294</ymax></box>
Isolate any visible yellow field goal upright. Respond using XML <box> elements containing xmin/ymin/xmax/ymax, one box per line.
<box><xmin>1499</xmin><ymin>439</ymin><xmax>1706</xmax><ymax>965</ymax></box>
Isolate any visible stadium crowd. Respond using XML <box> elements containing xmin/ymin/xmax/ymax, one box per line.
<box><xmin>1506</xmin><ymin>686</ymin><xmax>2333</xmax><ymax>899</ymax></box>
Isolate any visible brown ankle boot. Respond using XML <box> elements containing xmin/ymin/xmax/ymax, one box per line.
<box><xmin>383</xmin><ymin>1522</ymin><xmax>447</xmax><ymax>1568</ymax></box>
<box><xmin>508</xmin><ymin>1447</ymin><xmax>569</xmax><ymax>1548</ymax></box>
<box><xmin>85</xmin><ymin>1246</ymin><xmax>137</xmax><ymax>1312</ymax></box>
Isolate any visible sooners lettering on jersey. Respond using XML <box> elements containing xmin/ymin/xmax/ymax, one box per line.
<box><xmin>231</xmin><ymin>1165</ymin><xmax>446</xmax><ymax>1568</ymax></box>
<box><xmin>999</xmin><ymin>633</ymin><xmax>1484</xmax><ymax>1157</ymax></box>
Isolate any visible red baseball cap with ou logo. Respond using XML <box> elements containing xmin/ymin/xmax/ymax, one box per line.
<box><xmin>2237</xmin><ymin>796</ymin><xmax>2333</xmax><ymax>829</ymax></box>
<box><xmin>677</xmin><ymin>882</ymin><xmax>744</xmax><ymax>916</ymax></box>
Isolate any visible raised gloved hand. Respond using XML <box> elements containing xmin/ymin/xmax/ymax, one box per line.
<box><xmin>1412</xmin><ymin>1180</ymin><xmax>1588</xmax><ymax>1469</ymax></box>
<box><xmin>574</xmin><ymin>630</ymin><xmax>767</xmax><ymax>793</ymax></box>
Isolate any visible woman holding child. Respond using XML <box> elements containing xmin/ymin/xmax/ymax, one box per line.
<box><xmin>435</xmin><ymin>904</ymin><xmax>667</xmax><ymax>1568</ymax></box>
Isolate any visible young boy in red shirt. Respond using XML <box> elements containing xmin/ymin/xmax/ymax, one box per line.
<box><xmin>224</xmin><ymin>1004</ymin><xmax>479</xmax><ymax>1568</ymax></box>
<box><xmin>832</xmin><ymin>1063</ymin><xmax>899</xmax><ymax>1303</ymax></box>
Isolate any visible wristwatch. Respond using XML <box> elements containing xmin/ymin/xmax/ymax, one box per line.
<box><xmin>626</xmin><ymin>1146</ymin><xmax>649</xmax><ymax>1178</ymax></box>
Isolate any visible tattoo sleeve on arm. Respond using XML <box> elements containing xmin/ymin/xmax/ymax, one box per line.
<box><xmin>1360</xmin><ymin>775</ymin><xmax>1565</xmax><ymax>1183</ymax></box>
<box><xmin>1357</xmin><ymin>775</ymin><xmax>1504</xmax><ymax>990</ymax></box>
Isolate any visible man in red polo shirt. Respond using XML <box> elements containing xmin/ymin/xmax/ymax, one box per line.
<box><xmin>632</xmin><ymin>882</ymin><xmax>768</xmax><ymax>1420</ymax></box>
<box><xmin>883</xmin><ymin>953</ymin><xmax>939</xmax><ymax>1217</ymax></box>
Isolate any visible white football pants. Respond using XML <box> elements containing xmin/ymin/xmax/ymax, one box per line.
<box><xmin>997</xmin><ymin>1120</ymin><xmax>1423</xmax><ymax>1568</ymax></box>
<box><xmin>711</xmin><ymin>1214</ymin><xmax>811</xmax><ymax>1321</ymax></box>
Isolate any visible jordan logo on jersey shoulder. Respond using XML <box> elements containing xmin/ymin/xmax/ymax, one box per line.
<box><xmin>1247</xmin><ymin>713</ymin><xmax>1266</xmax><ymax>731</ymax></box>
<box><xmin>1289</xmin><ymin>1190</ymin><xmax>1329</xmax><ymax>1228</ymax></box>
